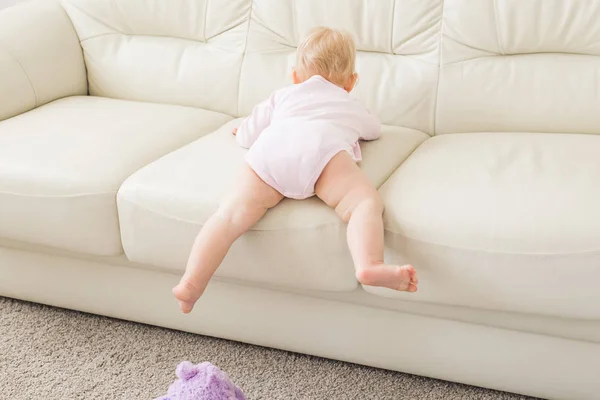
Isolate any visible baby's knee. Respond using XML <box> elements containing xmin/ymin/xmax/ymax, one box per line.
<box><xmin>216</xmin><ymin>197</ymin><xmax>259</xmax><ymax>225</ymax></box>
<box><xmin>360</xmin><ymin>190</ymin><xmax>384</xmax><ymax>214</ymax></box>
<box><xmin>336</xmin><ymin>188</ymin><xmax>383</xmax><ymax>222</ymax></box>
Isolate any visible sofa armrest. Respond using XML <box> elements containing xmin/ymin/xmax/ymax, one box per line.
<box><xmin>0</xmin><ymin>0</ymin><xmax>87</xmax><ymax>122</ymax></box>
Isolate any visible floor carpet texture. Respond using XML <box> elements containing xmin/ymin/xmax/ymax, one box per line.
<box><xmin>0</xmin><ymin>297</ymin><xmax>537</xmax><ymax>400</ymax></box>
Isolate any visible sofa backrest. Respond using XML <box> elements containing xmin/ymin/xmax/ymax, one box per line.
<box><xmin>61</xmin><ymin>0</ymin><xmax>600</xmax><ymax>136</ymax></box>
<box><xmin>237</xmin><ymin>0</ymin><xmax>442</xmax><ymax>134</ymax></box>
<box><xmin>62</xmin><ymin>0</ymin><xmax>441</xmax><ymax>134</ymax></box>
<box><xmin>61</xmin><ymin>0</ymin><xmax>250</xmax><ymax>118</ymax></box>
<box><xmin>435</xmin><ymin>0</ymin><xmax>600</xmax><ymax>135</ymax></box>
<box><xmin>0</xmin><ymin>0</ymin><xmax>87</xmax><ymax>122</ymax></box>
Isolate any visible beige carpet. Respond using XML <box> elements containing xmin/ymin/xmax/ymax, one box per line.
<box><xmin>0</xmin><ymin>297</ymin><xmax>537</xmax><ymax>400</ymax></box>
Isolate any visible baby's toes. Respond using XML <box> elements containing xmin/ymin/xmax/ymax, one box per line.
<box><xmin>402</xmin><ymin>265</ymin><xmax>418</xmax><ymax>282</ymax></box>
<box><xmin>180</xmin><ymin>300</ymin><xmax>196</xmax><ymax>314</ymax></box>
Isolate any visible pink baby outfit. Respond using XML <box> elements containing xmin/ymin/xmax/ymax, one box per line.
<box><xmin>236</xmin><ymin>75</ymin><xmax>381</xmax><ymax>199</ymax></box>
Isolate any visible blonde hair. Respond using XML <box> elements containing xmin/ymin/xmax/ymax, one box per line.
<box><xmin>295</xmin><ymin>27</ymin><xmax>356</xmax><ymax>87</ymax></box>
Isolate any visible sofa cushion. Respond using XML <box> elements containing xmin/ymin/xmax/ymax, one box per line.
<box><xmin>377</xmin><ymin>133</ymin><xmax>600</xmax><ymax>319</ymax></box>
<box><xmin>0</xmin><ymin>96</ymin><xmax>231</xmax><ymax>255</ymax></box>
<box><xmin>118</xmin><ymin>122</ymin><xmax>428</xmax><ymax>292</ymax></box>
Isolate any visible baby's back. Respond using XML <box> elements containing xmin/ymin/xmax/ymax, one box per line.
<box><xmin>270</xmin><ymin>75</ymin><xmax>373</xmax><ymax>139</ymax></box>
<box><xmin>245</xmin><ymin>75</ymin><xmax>381</xmax><ymax>198</ymax></box>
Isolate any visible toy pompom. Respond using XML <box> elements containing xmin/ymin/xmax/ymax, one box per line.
<box><xmin>176</xmin><ymin>361</ymin><xmax>199</xmax><ymax>381</ymax></box>
<box><xmin>157</xmin><ymin>361</ymin><xmax>247</xmax><ymax>400</ymax></box>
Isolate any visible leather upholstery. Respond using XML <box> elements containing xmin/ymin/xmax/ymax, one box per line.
<box><xmin>0</xmin><ymin>96</ymin><xmax>230</xmax><ymax>255</ymax></box>
<box><xmin>0</xmin><ymin>0</ymin><xmax>87</xmax><ymax>121</ymax></box>
<box><xmin>1</xmin><ymin>3</ymin><xmax>600</xmax><ymax>396</ymax></box>
<box><xmin>118</xmin><ymin>121</ymin><xmax>427</xmax><ymax>291</ymax></box>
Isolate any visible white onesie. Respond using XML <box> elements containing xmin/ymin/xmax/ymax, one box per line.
<box><xmin>236</xmin><ymin>75</ymin><xmax>381</xmax><ymax>199</ymax></box>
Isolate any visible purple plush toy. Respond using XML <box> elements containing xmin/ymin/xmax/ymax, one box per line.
<box><xmin>158</xmin><ymin>361</ymin><xmax>247</xmax><ymax>400</ymax></box>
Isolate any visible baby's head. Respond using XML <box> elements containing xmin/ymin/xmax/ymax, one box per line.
<box><xmin>294</xmin><ymin>27</ymin><xmax>358</xmax><ymax>92</ymax></box>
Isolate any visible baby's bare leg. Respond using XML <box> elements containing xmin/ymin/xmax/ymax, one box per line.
<box><xmin>315</xmin><ymin>152</ymin><xmax>418</xmax><ymax>292</ymax></box>
<box><xmin>173</xmin><ymin>164</ymin><xmax>283</xmax><ymax>313</ymax></box>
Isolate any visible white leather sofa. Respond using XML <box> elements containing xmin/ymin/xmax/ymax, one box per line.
<box><xmin>1</xmin><ymin>1</ymin><xmax>599</xmax><ymax>399</ymax></box>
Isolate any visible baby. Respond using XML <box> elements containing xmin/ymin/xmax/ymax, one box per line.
<box><xmin>174</xmin><ymin>27</ymin><xmax>418</xmax><ymax>313</ymax></box>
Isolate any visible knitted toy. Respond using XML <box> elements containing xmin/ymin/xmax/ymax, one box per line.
<box><xmin>157</xmin><ymin>361</ymin><xmax>247</xmax><ymax>400</ymax></box>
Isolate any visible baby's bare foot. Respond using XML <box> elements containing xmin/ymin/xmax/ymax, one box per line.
<box><xmin>356</xmin><ymin>264</ymin><xmax>418</xmax><ymax>292</ymax></box>
<box><xmin>172</xmin><ymin>279</ymin><xmax>205</xmax><ymax>314</ymax></box>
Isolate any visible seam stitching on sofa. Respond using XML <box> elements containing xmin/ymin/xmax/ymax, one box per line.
<box><xmin>413</xmin><ymin>128</ymin><xmax>598</xmax><ymax>136</ymax></box>
<box><xmin>118</xmin><ymin>196</ymin><xmax>343</xmax><ymax>232</ymax></box>
<box><xmin>80</xmin><ymin>32</ymin><xmax>117</xmax><ymax>44</ymax></box>
<box><xmin>68</xmin><ymin>1</ymin><xmax>238</xmax><ymax>45</ymax></box>
<box><xmin>447</xmin><ymin>36</ymin><xmax>496</xmax><ymax>56</ymax></box>
<box><xmin>492</xmin><ymin>0</ymin><xmax>505</xmax><ymax>55</ymax></box>
<box><xmin>79</xmin><ymin>31</ymin><xmax>220</xmax><ymax>45</ymax></box>
<box><xmin>117</xmin><ymin>130</ymin><xmax>432</xmax><ymax>233</ymax></box>
<box><xmin>0</xmin><ymin>40</ymin><xmax>38</xmax><ymax>108</ymax></box>
<box><xmin>443</xmin><ymin>51</ymin><xmax>597</xmax><ymax>66</ymax></box>
<box><xmin>291</xmin><ymin>0</ymin><xmax>299</xmax><ymax>45</ymax></box>
<box><xmin>206</xmin><ymin>22</ymin><xmax>246</xmax><ymax>41</ymax></box>
<box><xmin>59</xmin><ymin>3</ymin><xmax>90</xmax><ymax>96</ymax></box>
<box><xmin>377</xmin><ymin>137</ymin><xmax>428</xmax><ymax>188</ymax></box>
<box><xmin>389</xmin><ymin>0</ymin><xmax>397</xmax><ymax>54</ymax></box>
<box><xmin>0</xmin><ymin>190</ymin><xmax>116</xmax><ymax>199</ymax></box>
<box><xmin>251</xmin><ymin>19</ymin><xmax>293</xmax><ymax>47</ymax></box>
<box><xmin>112</xmin><ymin>0</ymin><xmax>133</xmax><ymax>33</ymax></box>
<box><xmin>394</xmin><ymin>24</ymin><xmax>439</xmax><ymax>58</ymax></box>
<box><xmin>431</xmin><ymin>0</ymin><xmax>445</xmax><ymax>136</ymax></box>
<box><xmin>76</xmin><ymin>29</ymin><xmax>442</xmax><ymax>61</ymax></box>
<box><xmin>203</xmin><ymin>0</ymin><xmax>209</xmax><ymax>43</ymax></box>
<box><xmin>254</xmin><ymin>37</ymin><xmax>438</xmax><ymax>63</ymax></box>
<box><xmin>235</xmin><ymin>0</ymin><xmax>254</xmax><ymax>117</ymax></box>
<box><xmin>66</xmin><ymin>1</ymin><xmax>125</xmax><ymax>36</ymax></box>
<box><xmin>384</xmin><ymin>230</ymin><xmax>600</xmax><ymax>256</ymax></box>
<box><xmin>363</xmin><ymin>49</ymin><xmax>437</xmax><ymax>62</ymax></box>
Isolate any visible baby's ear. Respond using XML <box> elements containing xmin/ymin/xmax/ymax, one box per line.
<box><xmin>344</xmin><ymin>73</ymin><xmax>359</xmax><ymax>93</ymax></box>
<box><xmin>292</xmin><ymin>68</ymin><xmax>301</xmax><ymax>84</ymax></box>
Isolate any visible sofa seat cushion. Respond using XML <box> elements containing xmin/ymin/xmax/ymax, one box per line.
<box><xmin>0</xmin><ymin>96</ymin><xmax>231</xmax><ymax>255</ymax></box>
<box><xmin>118</xmin><ymin>122</ymin><xmax>428</xmax><ymax>292</ymax></box>
<box><xmin>377</xmin><ymin>133</ymin><xmax>600</xmax><ymax>319</ymax></box>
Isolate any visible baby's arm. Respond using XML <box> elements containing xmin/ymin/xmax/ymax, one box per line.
<box><xmin>359</xmin><ymin>110</ymin><xmax>382</xmax><ymax>141</ymax></box>
<box><xmin>235</xmin><ymin>92</ymin><xmax>277</xmax><ymax>148</ymax></box>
